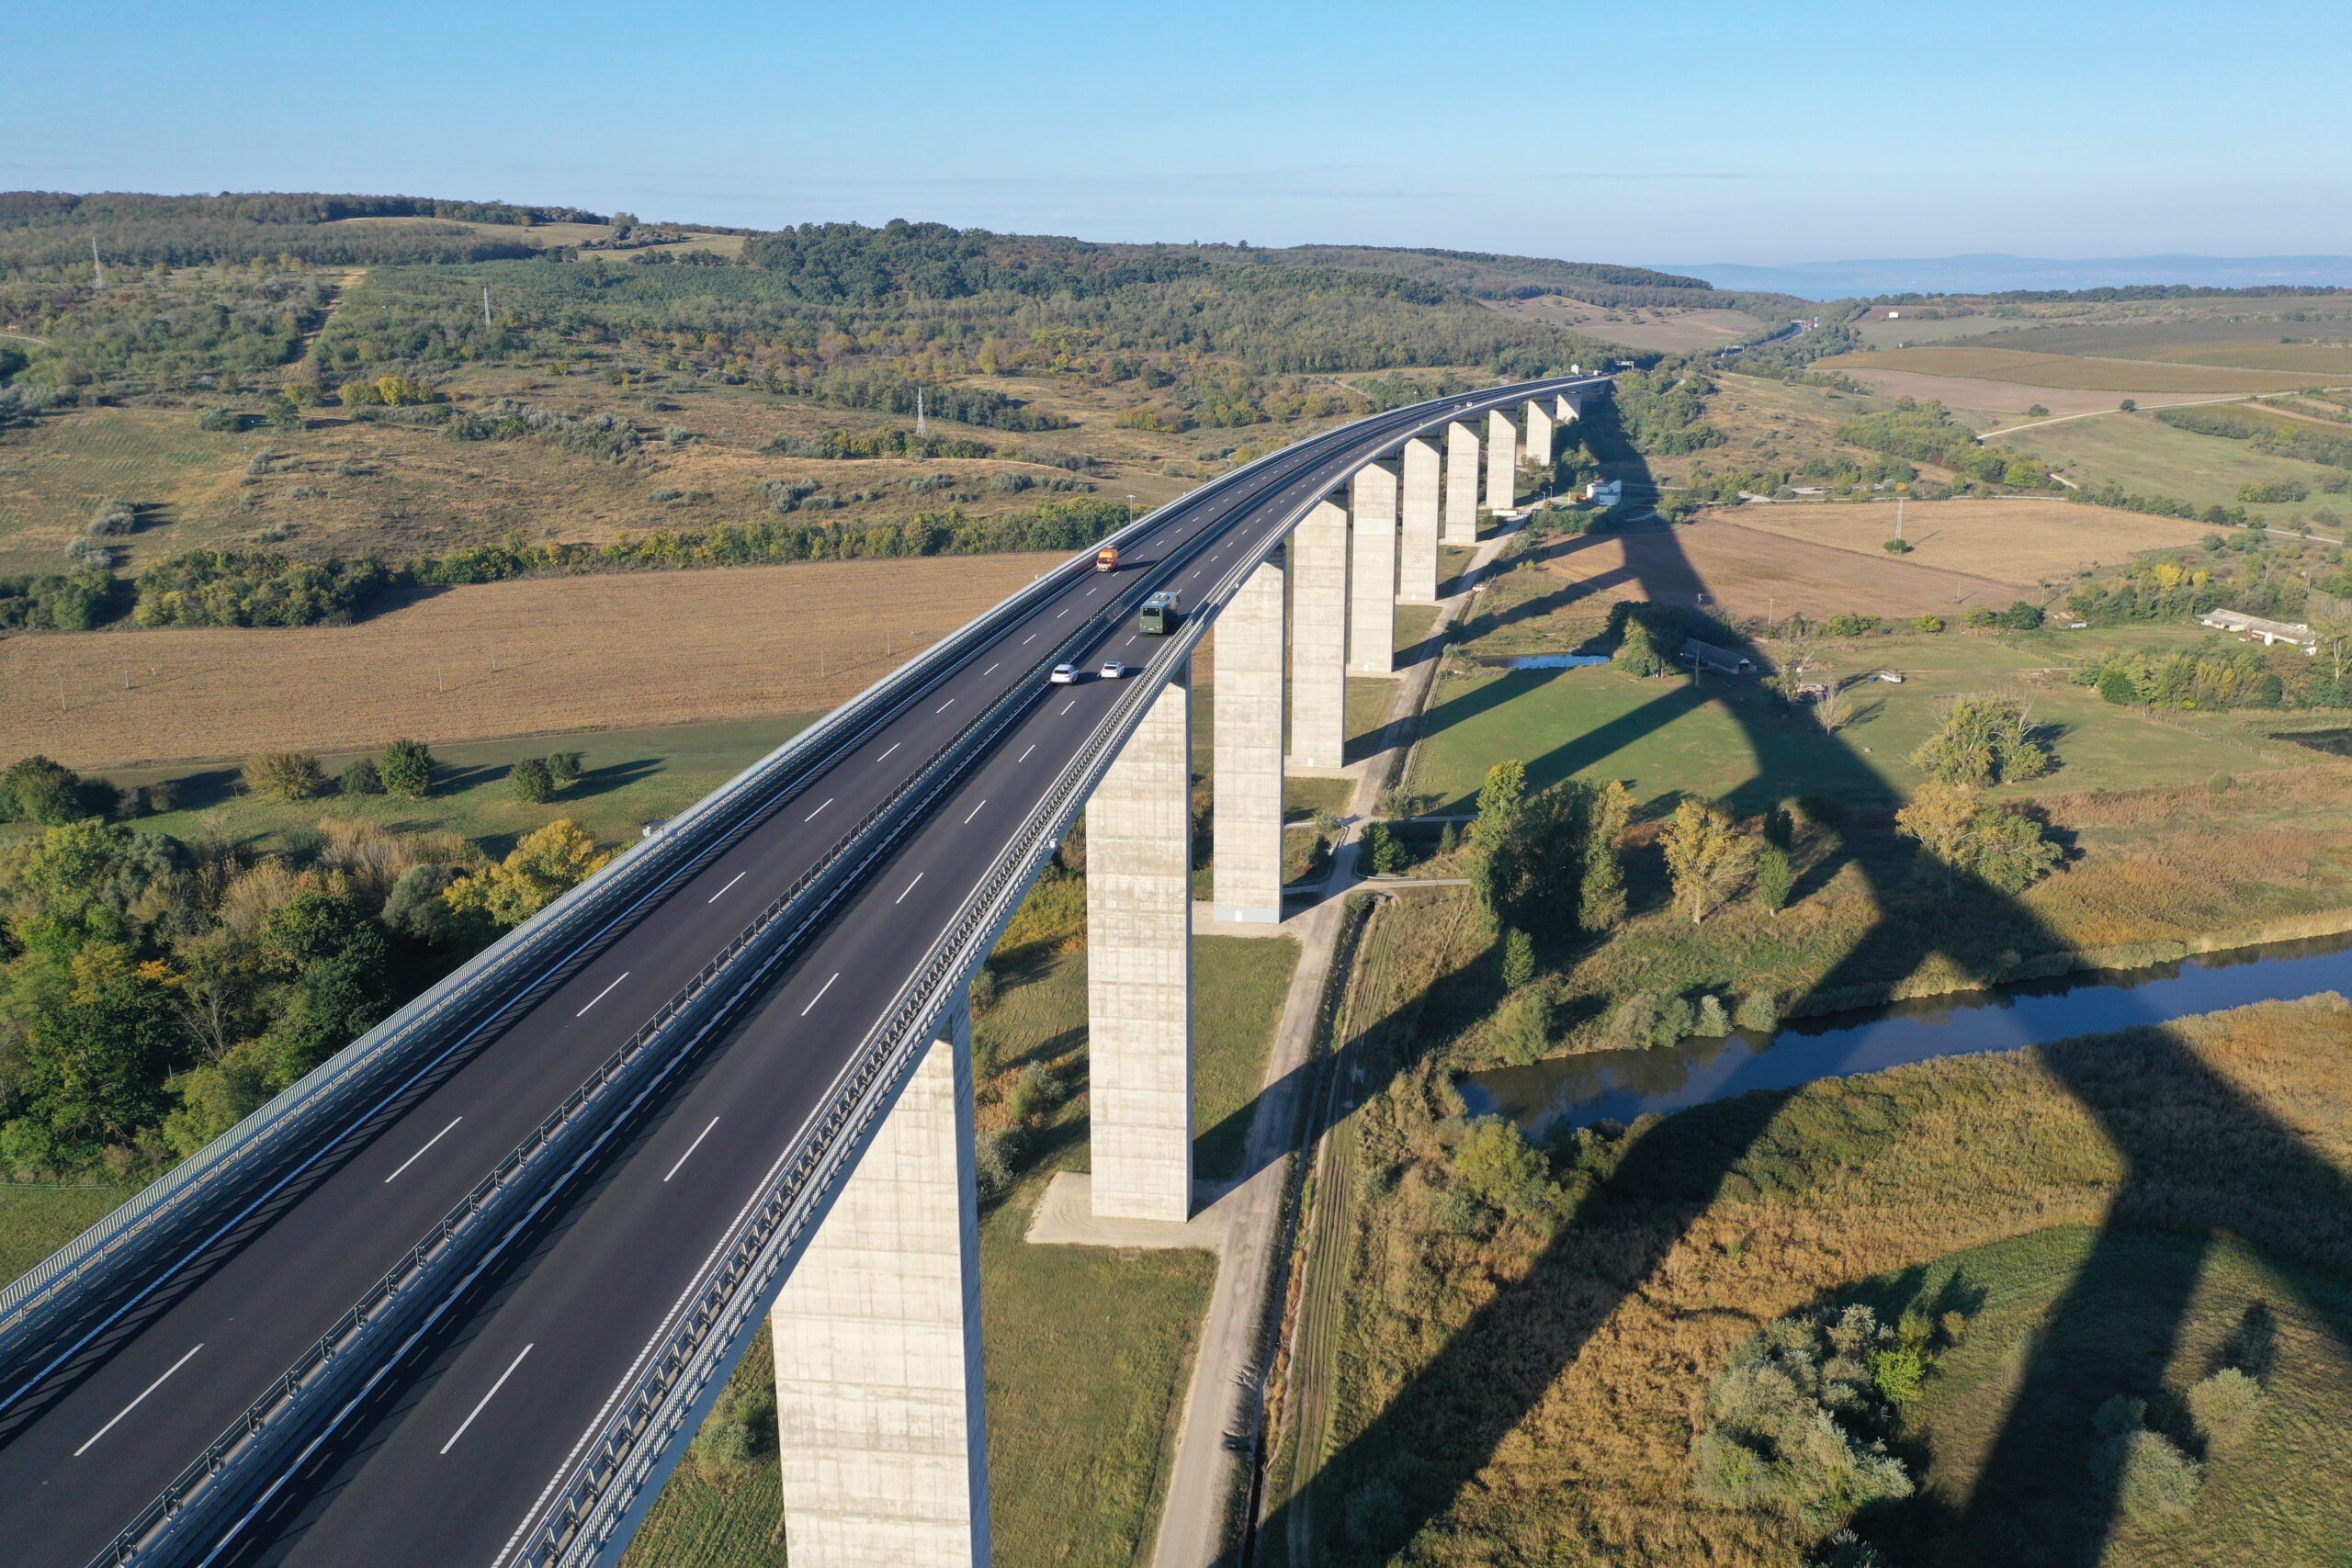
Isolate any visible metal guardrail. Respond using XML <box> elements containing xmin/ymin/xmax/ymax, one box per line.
<box><xmin>45</xmin><ymin>374</ymin><xmax>1608</xmax><ymax>1567</ymax></box>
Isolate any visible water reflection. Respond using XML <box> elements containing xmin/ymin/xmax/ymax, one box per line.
<box><xmin>1499</xmin><ymin>654</ymin><xmax>1610</xmax><ymax>670</ymax></box>
<box><xmin>1461</xmin><ymin>931</ymin><xmax>2352</xmax><ymax>1137</ymax></box>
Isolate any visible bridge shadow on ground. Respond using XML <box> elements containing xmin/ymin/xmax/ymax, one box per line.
<box><xmin>1245</xmin><ymin>408</ymin><xmax>2352</xmax><ymax>1567</ymax></box>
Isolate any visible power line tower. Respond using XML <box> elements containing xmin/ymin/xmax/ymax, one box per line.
<box><xmin>90</xmin><ymin>236</ymin><xmax>106</xmax><ymax>290</ymax></box>
<box><xmin>482</xmin><ymin>287</ymin><xmax>493</xmax><ymax>329</ymax></box>
<box><xmin>915</xmin><ymin>387</ymin><xmax>926</xmax><ymax>436</ymax></box>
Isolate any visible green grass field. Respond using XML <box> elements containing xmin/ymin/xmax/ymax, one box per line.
<box><xmin>0</xmin><ymin>1185</ymin><xmax>133</xmax><ymax>1288</ymax></box>
<box><xmin>1987</xmin><ymin>411</ymin><xmax>2351</xmax><ymax>523</ymax></box>
<box><xmin>1407</xmin><ymin>633</ymin><xmax>2265</xmax><ymax>817</ymax></box>
<box><xmin>14</xmin><ymin>713</ymin><xmax>820</xmax><ymax>860</ymax></box>
<box><xmin>1860</xmin><ymin>1225</ymin><xmax>2352</xmax><ymax>1568</ymax></box>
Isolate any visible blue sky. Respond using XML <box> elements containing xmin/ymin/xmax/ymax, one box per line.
<box><xmin>6</xmin><ymin>0</ymin><xmax>2347</xmax><ymax>267</ymax></box>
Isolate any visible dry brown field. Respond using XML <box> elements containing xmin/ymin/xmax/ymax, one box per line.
<box><xmin>1484</xmin><ymin>295</ymin><xmax>1768</xmax><ymax>353</ymax></box>
<box><xmin>1528</xmin><ymin>520</ymin><xmax>2025</xmax><ymax>620</ymax></box>
<box><xmin>0</xmin><ymin>554</ymin><xmax>1062</xmax><ymax>768</ymax></box>
<box><xmin>1819</xmin><ymin>346</ymin><xmax>2340</xmax><ymax>394</ymax></box>
<box><xmin>1701</xmin><ymin>498</ymin><xmax>2215</xmax><ymax>582</ymax></box>
<box><xmin>1824</xmin><ymin>367</ymin><xmax>2230</xmax><ymax>417</ymax></box>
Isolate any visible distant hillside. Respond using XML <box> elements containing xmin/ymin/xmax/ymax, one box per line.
<box><xmin>1667</xmin><ymin>253</ymin><xmax>2352</xmax><ymax>299</ymax></box>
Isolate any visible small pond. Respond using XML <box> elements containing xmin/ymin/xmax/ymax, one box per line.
<box><xmin>1459</xmin><ymin>930</ymin><xmax>2352</xmax><ymax>1137</ymax></box>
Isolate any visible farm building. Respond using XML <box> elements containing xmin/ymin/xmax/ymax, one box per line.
<box><xmin>1680</xmin><ymin>638</ymin><xmax>1755</xmax><ymax>675</ymax></box>
<box><xmin>2199</xmin><ymin>608</ymin><xmax>2316</xmax><ymax>651</ymax></box>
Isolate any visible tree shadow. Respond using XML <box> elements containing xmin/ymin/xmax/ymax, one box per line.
<box><xmin>566</xmin><ymin>757</ymin><xmax>662</xmax><ymax>798</ymax></box>
<box><xmin>1253</xmin><ymin>405</ymin><xmax>2352</xmax><ymax>1565</ymax></box>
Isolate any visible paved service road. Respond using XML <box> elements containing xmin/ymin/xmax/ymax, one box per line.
<box><xmin>0</xmin><ymin>377</ymin><xmax>1599</xmax><ymax>1568</ymax></box>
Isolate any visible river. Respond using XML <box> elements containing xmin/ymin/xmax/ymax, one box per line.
<box><xmin>1459</xmin><ymin>931</ymin><xmax>2352</xmax><ymax>1137</ymax></box>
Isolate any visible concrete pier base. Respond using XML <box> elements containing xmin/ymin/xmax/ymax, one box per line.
<box><xmin>1088</xmin><ymin>669</ymin><xmax>1195</xmax><ymax>1223</ymax></box>
<box><xmin>1443</xmin><ymin>421</ymin><xmax>1480</xmax><ymax>545</ymax></box>
<box><xmin>1285</xmin><ymin>499</ymin><xmax>1349</xmax><ymax>772</ymax></box>
<box><xmin>1398</xmin><ymin>436</ymin><xmax>1442</xmax><ymax>604</ymax></box>
<box><xmin>773</xmin><ymin>1003</ymin><xmax>989</xmax><ymax>1568</ymax></box>
<box><xmin>1214</xmin><ymin>557</ymin><xmax>1284</xmax><ymax>924</ymax></box>
<box><xmin>1348</xmin><ymin>462</ymin><xmax>1398</xmax><ymax>675</ymax></box>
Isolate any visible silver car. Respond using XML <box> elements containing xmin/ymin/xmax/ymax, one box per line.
<box><xmin>1048</xmin><ymin>662</ymin><xmax>1079</xmax><ymax>685</ymax></box>
<box><xmin>1099</xmin><ymin>660</ymin><xmax>1127</xmax><ymax>680</ymax></box>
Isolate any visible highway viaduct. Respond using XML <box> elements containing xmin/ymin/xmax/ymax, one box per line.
<box><xmin>0</xmin><ymin>374</ymin><xmax>1610</xmax><ymax>1568</ymax></box>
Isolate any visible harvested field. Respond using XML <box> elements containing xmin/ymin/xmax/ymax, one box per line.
<box><xmin>1818</xmin><ymin>346</ymin><xmax>2340</xmax><ymax>394</ymax></box>
<box><xmin>1524</xmin><ymin>519</ymin><xmax>2023</xmax><ymax>620</ymax></box>
<box><xmin>0</xmin><ymin>553</ymin><xmax>1060</xmax><ymax>767</ymax></box>
<box><xmin>1823</xmin><ymin>367</ymin><xmax>2229</xmax><ymax>417</ymax></box>
<box><xmin>1482</xmin><ymin>296</ymin><xmax>1768</xmax><ymax>353</ymax></box>
<box><xmin>1698</xmin><ymin>498</ymin><xmax>2216</xmax><ymax>582</ymax></box>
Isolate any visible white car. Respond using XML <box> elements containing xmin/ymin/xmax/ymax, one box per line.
<box><xmin>1048</xmin><ymin>662</ymin><xmax>1079</xmax><ymax>685</ymax></box>
<box><xmin>1099</xmin><ymin>660</ymin><xmax>1128</xmax><ymax>680</ymax></box>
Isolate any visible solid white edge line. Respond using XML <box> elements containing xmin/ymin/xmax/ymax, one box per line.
<box><xmin>441</xmin><ymin>1344</ymin><xmax>535</xmax><ymax>1455</ymax></box>
<box><xmin>575</xmin><ymin>972</ymin><xmax>629</xmax><ymax>1017</ymax></box>
<box><xmin>895</xmin><ymin>872</ymin><xmax>925</xmax><ymax>904</ymax></box>
<box><xmin>798</xmin><ymin>973</ymin><xmax>840</xmax><ymax>1016</ymax></box>
<box><xmin>662</xmin><ymin>1118</ymin><xmax>722</xmax><ymax>1182</ymax></box>
<box><xmin>75</xmin><ymin>1343</ymin><xmax>203</xmax><ymax>1456</ymax></box>
<box><xmin>383</xmin><ymin>1116</ymin><xmax>464</xmax><ymax>1184</ymax></box>
<box><xmin>705</xmin><ymin>871</ymin><xmax>746</xmax><ymax>903</ymax></box>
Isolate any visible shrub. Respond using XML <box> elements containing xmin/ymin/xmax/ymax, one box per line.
<box><xmin>2186</xmin><ymin>1367</ymin><xmax>2263</xmax><ymax>1455</ymax></box>
<box><xmin>88</xmin><ymin>499</ymin><xmax>137</xmax><ymax>536</ymax></box>
<box><xmin>1882</xmin><ymin>537</ymin><xmax>1913</xmax><ymax>554</ymax></box>
<box><xmin>197</xmin><ymin>406</ymin><xmax>243</xmax><ymax>432</ymax></box>
<box><xmin>1756</xmin><ymin>844</ymin><xmax>1795</xmax><ymax>912</ymax></box>
<box><xmin>1453</xmin><ymin>1117</ymin><xmax>1549</xmax><ymax>1213</ymax></box>
<box><xmin>1692</xmin><ymin>994</ymin><xmax>1731</xmax><ymax>1037</ymax></box>
<box><xmin>2088</xmin><ymin>1396</ymin><xmax>2200</xmax><ymax>1522</ymax></box>
<box><xmin>339</xmin><ymin>757</ymin><xmax>383</xmax><ymax>795</ymax></box>
<box><xmin>508</xmin><ymin>757</ymin><xmax>554</xmax><ymax>804</ymax></box>
<box><xmin>443</xmin><ymin>818</ymin><xmax>611</xmax><ymax>926</ymax></box>
<box><xmin>1898</xmin><ymin>782</ymin><xmax>2064</xmax><ymax>895</ymax></box>
<box><xmin>1735</xmin><ymin>992</ymin><xmax>1779</xmax><ymax>1032</ymax></box>
<box><xmin>243</xmin><ymin>751</ymin><xmax>328</xmax><ymax>801</ymax></box>
<box><xmin>1499</xmin><ymin>927</ymin><xmax>1535</xmax><ymax>989</ymax></box>
<box><xmin>379</xmin><ymin>738</ymin><xmax>434</xmax><ymax>799</ymax></box>
<box><xmin>1911</xmin><ymin>614</ymin><xmax>1945</xmax><ymax>633</ymax></box>
<box><xmin>2098</xmin><ymin>666</ymin><xmax>2140</xmax><ymax>705</ymax></box>
<box><xmin>1910</xmin><ymin>694</ymin><xmax>2053</xmax><ymax>787</ymax></box>
<box><xmin>1690</xmin><ymin>1306</ymin><xmax>1916</xmax><ymax>1524</ymax></box>
<box><xmin>687</xmin><ymin>1378</ymin><xmax>776</xmax><ymax>1476</ymax></box>
<box><xmin>974</xmin><ymin>1128</ymin><xmax>1020</xmax><ymax>1201</ymax></box>
<box><xmin>546</xmin><ymin>750</ymin><xmax>582</xmax><ymax>787</ymax></box>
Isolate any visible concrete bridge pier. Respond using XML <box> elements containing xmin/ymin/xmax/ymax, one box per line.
<box><xmin>1522</xmin><ymin>400</ymin><xmax>1555</xmax><ymax>469</ymax></box>
<box><xmin>1398</xmin><ymin>436</ymin><xmax>1442</xmax><ymax>604</ymax></box>
<box><xmin>1348</xmin><ymin>462</ymin><xmax>1399</xmax><ymax>676</ymax></box>
<box><xmin>772</xmin><ymin>1000</ymin><xmax>989</xmax><ymax>1568</ymax></box>
<box><xmin>1088</xmin><ymin>666</ymin><xmax>1196</xmax><ymax>1221</ymax></box>
<box><xmin>1214</xmin><ymin>557</ymin><xmax>1286</xmax><ymax>924</ymax></box>
<box><xmin>1485</xmin><ymin>407</ymin><xmax>1519</xmax><ymax>515</ymax></box>
<box><xmin>1443</xmin><ymin>420</ymin><xmax>1481</xmax><ymax>545</ymax></box>
<box><xmin>1554</xmin><ymin>392</ymin><xmax>1582</xmax><ymax>423</ymax></box>
<box><xmin>1286</xmin><ymin>498</ymin><xmax>1351</xmax><ymax>772</ymax></box>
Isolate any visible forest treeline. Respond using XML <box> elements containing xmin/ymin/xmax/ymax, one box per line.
<box><xmin>117</xmin><ymin>498</ymin><xmax>1128</xmax><ymax>627</ymax></box>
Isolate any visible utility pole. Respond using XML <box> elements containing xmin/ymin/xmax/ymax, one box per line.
<box><xmin>91</xmin><ymin>236</ymin><xmax>105</xmax><ymax>290</ymax></box>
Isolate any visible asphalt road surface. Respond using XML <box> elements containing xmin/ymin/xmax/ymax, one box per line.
<box><xmin>0</xmin><ymin>378</ymin><xmax>1593</xmax><ymax>1567</ymax></box>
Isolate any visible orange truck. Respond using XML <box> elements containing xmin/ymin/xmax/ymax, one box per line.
<box><xmin>1095</xmin><ymin>545</ymin><xmax>1120</xmax><ymax>571</ymax></box>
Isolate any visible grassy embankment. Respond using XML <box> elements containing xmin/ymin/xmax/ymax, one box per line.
<box><xmin>1276</xmin><ymin>934</ymin><xmax>2352</xmax><ymax>1568</ymax></box>
<box><xmin>1984</xmin><ymin>409</ymin><xmax>2352</xmax><ymax>525</ymax></box>
<box><xmin>625</xmin><ymin>874</ymin><xmax>1296</xmax><ymax>1567</ymax></box>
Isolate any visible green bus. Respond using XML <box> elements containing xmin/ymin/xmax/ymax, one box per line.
<box><xmin>1139</xmin><ymin>591</ymin><xmax>1182</xmax><ymax>634</ymax></box>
